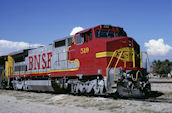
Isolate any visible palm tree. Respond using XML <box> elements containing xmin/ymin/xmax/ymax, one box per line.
<box><xmin>151</xmin><ymin>59</ymin><xmax>172</xmax><ymax>76</ymax></box>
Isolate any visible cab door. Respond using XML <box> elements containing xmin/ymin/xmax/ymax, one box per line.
<box><xmin>69</xmin><ymin>31</ymin><xmax>96</xmax><ymax>75</ymax></box>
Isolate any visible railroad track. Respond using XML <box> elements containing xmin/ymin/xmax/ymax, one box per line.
<box><xmin>150</xmin><ymin>80</ymin><xmax>172</xmax><ymax>83</ymax></box>
<box><xmin>145</xmin><ymin>98</ymin><xmax>172</xmax><ymax>103</ymax></box>
<box><xmin>126</xmin><ymin>91</ymin><xmax>172</xmax><ymax>103</ymax></box>
<box><xmin>1</xmin><ymin>88</ymin><xmax>172</xmax><ymax>104</ymax></box>
<box><xmin>144</xmin><ymin>92</ymin><xmax>172</xmax><ymax>103</ymax></box>
<box><xmin>148</xmin><ymin>80</ymin><xmax>172</xmax><ymax>103</ymax></box>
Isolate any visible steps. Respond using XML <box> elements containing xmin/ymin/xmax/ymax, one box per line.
<box><xmin>106</xmin><ymin>68</ymin><xmax>120</xmax><ymax>93</ymax></box>
<box><xmin>111</xmin><ymin>84</ymin><xmax>117</xmax><ymax>88</ymax></box>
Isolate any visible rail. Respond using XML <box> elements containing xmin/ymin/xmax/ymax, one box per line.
<box><xmin>113</xmin><ymin>51</ymin><xmax>124</xmax><ymax>81</ymax></box>
<box><xmin>150</xmin><ymin>80</ymin><xmax>172</xmax><ymax>83</ymax></box>
<box><xmin>140</xmin><ymin>51</ymin><xmax>150</xmax><ymax>71</ymax></box>
<box><xmin>132</xmin><ymin>48</ymin><xmax>135</xmax><ymax>68</ymax></box>
<box><xmin>106</xmin><ymin>50</ymin><xmax>124</xmax><ymax>82</ymax></box>
<box><xmin>106</xmin><ymin>51</ymin><xmax>117</xmax><ymax>81</ymax></box>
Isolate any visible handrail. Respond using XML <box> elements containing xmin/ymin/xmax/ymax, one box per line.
<box><xmin>106</xmin><ymin>51</ymin><xmax>117</xmax><ymax>81</ymax></box>
<box><xmin>132</xmin><ymin>48</ymin><xmax>135</xmax><ymax>68</ymax></box>
<box><xmin>140</xmin><ymin>51</ymin><xmax>150</xmax><ymax>71</ymax></box>
<box><xmin>106</xmin><ymin>48</ymin><xmax>144</xmax><ymax>87</ymax></box>
<box><xmin>123</xmin><ymin>52</ymin><xmax>127</xmax><ymax>68</ymax></box>
<box><xmin>140</xmin><ymin>52</ymin><xmax>142</xmax><ymax>68</ymax></box>
<box><xmin>114</xmin><ymin>50</ymin><xmax>124</xmax><ymax>81</ymax></box>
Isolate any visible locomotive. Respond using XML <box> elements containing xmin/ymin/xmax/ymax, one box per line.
<box><xmin>0</xmin><ymin>25</ymin><xmax>151</xmax><ymax>97</ymax></box>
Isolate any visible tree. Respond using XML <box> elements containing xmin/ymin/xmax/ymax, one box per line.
<box><xmin>151</xmin><ymin>59</ymin><xmax>172</xmax><ymax>76</ymax></box>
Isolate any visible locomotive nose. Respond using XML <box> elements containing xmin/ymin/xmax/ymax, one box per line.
<box><xmin>106</xmin><ymin>37</ymin><xmax>132</xmax><ymax>51</ymax></box>
<box><xmin>103</xmin><ymin>37</ymin><xmax>140</xmax><ymax>69</ymax></box>
<box><xmin>105</xmin><ymin>37</ymin><xmax>141</xmax><ymax>69</ymax></box>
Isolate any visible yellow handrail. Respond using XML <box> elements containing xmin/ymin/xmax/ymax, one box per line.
<box><xmin>106</xmin><ymin>48</ymin><xmax>143</xmax><ymax>86</ymax></box>
<box><xmin>123</xmin><ymin>52</ymin><xmax>127</xmax><ymax>69</ymax></box>
<box><xmin>132</xmin><ymin>48</ymin><xmax>135</xmax><ymax>68</ymax></box>
<box><xmin>114</xmin><ymin>50</ymin><xmax>124</xmax><ymax>81</ymax></box>
<box><xmin>106</xmin><ymin>51</ymin><xmax>117</xmax><ymax>81</ymax></box>
<box><xmin>140</xmin><ymin>52</ymin><xmax>142</xmax><ymax>68</ymax></box>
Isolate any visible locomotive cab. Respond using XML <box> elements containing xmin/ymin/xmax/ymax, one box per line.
<box><xmin>70</xmin><ymin>25</ymin><xmax>142</xmax><ymax>74</ymax></box>
<box><xmin>69</xmin><ymin>25</ymin><xmax>150</xmax><ymax>97</ymax></box>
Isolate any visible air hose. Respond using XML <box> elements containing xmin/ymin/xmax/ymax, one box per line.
<box><xmin>131</xmin><ymin>70</ymin><xmax>142</xmax><ymax>81</ymax></box>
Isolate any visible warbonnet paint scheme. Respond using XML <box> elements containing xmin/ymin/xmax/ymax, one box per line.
<box><xmin>0</xmin><ymin>25</ymin><xmax>151</xmax><ymax>97</ymax></box>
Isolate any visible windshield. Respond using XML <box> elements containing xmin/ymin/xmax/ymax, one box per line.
<box><xmin>116</xmin><ymin>28</ymin><xmax>127</xmax><ymax>37</ymax></box>
<box><xmin>95</xmin><ymin>30</ymin><xmax>114</xmax><ymax>38</ymax></box>
<box><xmin>95</xmin><ymin>28</ymin><xmax>127</xmax><ymax>38</ymax></box>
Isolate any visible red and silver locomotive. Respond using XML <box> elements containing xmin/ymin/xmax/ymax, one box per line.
<box><xmin>1</xmin><ymin>25</ymin><xmax>151</xmax><ymax>97</ymax></box>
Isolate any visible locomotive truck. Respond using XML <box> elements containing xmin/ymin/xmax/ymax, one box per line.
<box><xmin>0</xmin><ymin>25</ymin><xmax>151</xmax><ymax>97</ymax></box>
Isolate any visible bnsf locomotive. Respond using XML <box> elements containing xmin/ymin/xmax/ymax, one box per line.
<box><xmin>0</xmin><ymin>25</ymin><xmax>150</xmax><ymax>97</ymax></box>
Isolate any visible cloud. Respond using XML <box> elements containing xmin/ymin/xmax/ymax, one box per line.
<box><xmin>70</xmin><ymin>27</ymin><xmax>84</xmax><ymax>35</ymax></box>
<box><xmin>144</xmin><ymin>38</ymin><xmax>172</xmax><ymax>56</ymax></box>
<box><xmin>0</xmin><ymin>40</ymin><xmax>43</xmax><ymax>56</ymax></box>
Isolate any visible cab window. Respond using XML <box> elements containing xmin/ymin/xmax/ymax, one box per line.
<box><xmin>89</xmin><ymin>32</ymin><xmax>92</xmax><ymax>40</ymax></box>
<box><xmin>115</xmin><ymin>28</ymin><xmax>127</xmax><ymax>37</ymax></box>
<box><xmin>76</xmin><ymin>31</ymin><xmax>92</xmax><ymax>45</ymax></box>
<box><xmin>76</xmin><ymin>34</ymin><xmax>84</xmax><ymax>45</ymax></box>
<box><xmin>95</xmin><ymin>30</ymin><xmax>114</xmax><ymax>38</ymax></box>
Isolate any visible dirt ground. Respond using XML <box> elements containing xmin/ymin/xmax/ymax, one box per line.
<box><xmin>0</xmin><ymin>81</ymin><xmax>172</xmax><ymax>113</ymax></box>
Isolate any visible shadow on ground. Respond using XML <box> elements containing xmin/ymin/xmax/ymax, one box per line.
<box><xmin>147</xmin><ymin>91</ymin><xmax>164</xmax><ymax>98</ymax></box>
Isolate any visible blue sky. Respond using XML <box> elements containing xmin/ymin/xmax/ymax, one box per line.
<box><xmin>0</xmin><ymin>0</ymin><xmax>172</xmax><ymax>61</ymax></box>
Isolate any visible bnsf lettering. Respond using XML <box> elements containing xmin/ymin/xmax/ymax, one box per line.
<box><xmin>34</xmin><ymin>54</ymin><xmax>40</xmax><ymax>70</ymax></box>
<box><xmin>42</xmin><ymin>53</ymin><xmax>46</xmax><ymax>69</ymax></box>
<box><xmin>47</xmin><ymin>52</ymin><xmax>52</xmax><ymax>68</ymax></box>
<box><xmin>29</xmin><ymin>52</ymin><xmax>52</xmax><ymax>70</ymax></box>
<box><xmin>29</xmin><ymin>56</ymin><xmax>33</xmax><ymax>70</ymax></box>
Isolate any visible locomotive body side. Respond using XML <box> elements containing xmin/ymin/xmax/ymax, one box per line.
<box><xmin>6</xmin><ymin>25</ymin><xmax>150</xmax><ymax>97</ymax></box>
<box><xmin>10</xmin><ymin>37</ymin><xmax>80</xmax><ymax>77</ymax></box>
